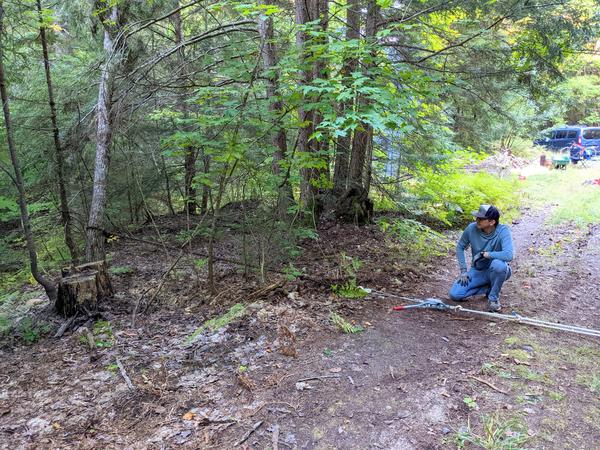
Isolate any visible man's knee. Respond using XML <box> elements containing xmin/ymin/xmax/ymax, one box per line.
<box><xmin>449</xmin><ymin>283</ymin><xmax>467</xmax><ymax>302</ymax></box>
<box><xmin>490</xmin><ymin>259</ymin><xmax>508</xmax><ymax>274</ymax></box>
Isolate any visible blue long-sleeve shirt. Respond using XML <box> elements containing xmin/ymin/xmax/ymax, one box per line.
<box><xmin>456</xmin><ymin>222</ymin><xmax>514</xmax><ymax>272</ymax></box>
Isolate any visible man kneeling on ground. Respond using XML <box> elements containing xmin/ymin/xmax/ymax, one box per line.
<box><xmin>449</xmin><ymin>204</ymin><xmax>514</xmax><ymax>312</ymax></box>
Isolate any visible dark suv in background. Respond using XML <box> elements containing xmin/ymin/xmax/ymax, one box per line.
<box><xmin>534</xmin><ymin>126</ymin><xmax>600</xmax><ymax>156</ymax></box>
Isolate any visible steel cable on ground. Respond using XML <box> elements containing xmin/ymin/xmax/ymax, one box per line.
<box><xmin>365</xmin><ymin>289</ymin><xmax>600</xmax><ymax>338</ymax></box>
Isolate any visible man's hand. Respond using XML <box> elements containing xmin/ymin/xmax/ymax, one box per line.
<box><xmin>458</xmin><ymin>271</ymin><xmax>470</xmax><ymax>286</ymax></box>
<box><xmin>482</xmin><ymin>251</ymin><xmax>490</xmax><ymax>259</ymax></box>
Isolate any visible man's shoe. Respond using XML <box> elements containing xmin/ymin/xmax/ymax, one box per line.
<box><xmin>488</xmin><ymin>300</ymin><xmax>501</xmax><ymax>313</ymax></box>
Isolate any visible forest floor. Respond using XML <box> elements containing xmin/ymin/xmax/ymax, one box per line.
<box><xmin>1</xmin><ymin>161</ymin><xmax>600</xmax><ymax>449</ymax></box>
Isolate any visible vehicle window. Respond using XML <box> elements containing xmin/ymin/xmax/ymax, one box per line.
<box><xmin>565</xmin><ymin>130</ymin><xmax>577</xmax><ymax>138</ymax></box>
<box><xmin>554</xmin><ymin>131</ymin><xmax>567</xmax><ymax>139</ymax></box>
<box><xmin>583</xmin><ymin>129</ymin><xmax>600</xmax><ymax>139</ymax></box>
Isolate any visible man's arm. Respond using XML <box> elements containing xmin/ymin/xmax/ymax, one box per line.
<box><xmin>456</xmin><ymin>227</ymin><xmax>471</xmax><ymax>271</ymax></box>
<box><xmin>487</xmin><ymin>226</ymin><xmax>514</xmax><ymax>262</ymax></box>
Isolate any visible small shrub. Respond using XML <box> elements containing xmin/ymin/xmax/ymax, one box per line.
<box><xmin>92</xmin><ymin>320</ymin><xmax>114</xmax><ymax>348</ymax></box>
<box><xmin>18</xmin><ymin>317</ymin><xmax>50</xmax><ymax>344</ymax></box>
<box><xmin>331</xmin><ymin>253</ymin><xmax>368</xmax><ymax>298</ymax></box>
<box><xmin>463</xmin><ymin>396</ymin><xmax>478</xmax><ymax>410</ymax></box>
<box><xmin>283</xmin><ymin>263</ymin><xmax>303</xmax><ymax>281</ymax></box>
<box><xmin>331</xmin><ymin>280</ymin><xmax>369</xmax><ymax>299</ymax></box>
<box><xmin>330</xmin><ymin>312</ymin><xmax>363</xmax><ymax>334</ymax></box>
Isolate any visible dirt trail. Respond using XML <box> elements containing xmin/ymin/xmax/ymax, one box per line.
<box><xmin>1</xmin><ymin>207</ymin><xmax>599</xmax><ymax>449</ymax></box>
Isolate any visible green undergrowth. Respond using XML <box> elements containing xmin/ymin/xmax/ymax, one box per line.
<box><xmin>331</xmin><ymin>279</ymin><xmax>369</xmax><ymax>299</ymax></box>
<box><xmin>330</xmin><ymin>312</ymin><xmax>363</xmax><ymax>333</ymax></box>
<box><xmin>185</xmin><ymin>303</ymin><xmax>246</xmax><ymax>344</ymax></box>
<box><xmin>398</xmin><ymin>151</ymin><xmax>520</xmax><ymax>227</ymax></box>
<box><xmin>0</xmin><ymin>289</ymin><xmax>46</xmax><ymax>341</ymax></box>
<box><xmin>109</xmin><ymin>266</ymin><xmax>134</xmax><ymax>275</ymax></box>
<box><xmin>373</xmin><ymin>151</ymin><xmax>520</xmax><ymax>227</ymax></box>
<box><xmin>378</xmin><ymin>217</ymin><xmax>454</xmax><ymax>261</ymax></box>
<box><xmin>331</xmin><ymin>253</ymin><xmax>369</xmax><ymax>299</ymax></box>
<box><xmin>520</xmin><ymin>164</ymin><xmax>600</xmax><ymax>225</ymax></box>
<box><xmin>453</xmin><ymin>412</ymin><xmax>529</xmax><ymax>449</ymax></box>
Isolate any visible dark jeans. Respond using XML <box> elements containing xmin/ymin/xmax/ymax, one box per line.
<box><xmin>449</xmin><ymin>259</ymin><xmax>512</xmax><ymax>302</ymax></box>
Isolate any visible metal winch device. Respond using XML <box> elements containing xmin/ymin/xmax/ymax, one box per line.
<box><xmin>361</xmin><ymin>288</ymin><xmax>600</xmax><ymax>338</ymax></box>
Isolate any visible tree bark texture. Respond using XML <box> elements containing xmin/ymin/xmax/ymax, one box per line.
<box><xmin>56</xmin><ymin>261</ymin><xmax>114</xmax><ymax>317</ymax></box>
<box><xmin>0</xmin><ymin>2</ymin><xmax>57</xmax><ymax>301</ymax></box>
<box><xmin>295</xmin><ymin>0</ymin><xmax>326</xmax><ymax>220</ymax></box>
<box><xmin>333</xmin><ymin>0</ymin><xmax>359</xmax><ymax>195</ymax></box>
<box><xmin>37</xmin><ymin>0</ymin><xmax>79</xmax><ymax>262</ymax></box>
<box><xmin>85</xmin><ymin>6</ymin><xmax>121</xmax><ymax>262</ymax></box>
<box><xmin>201</xmin><ymin>152</ymin><xmax>210</xmax><ymax>212</ymax></box>
<box><xmin>335</xmin><ymin>0</ymin><xmax>378</xmax><ymax>224</ymax></box>
<box><xmin>348</xmin><ymin>0</ymin><xmax>379</xmax><ymax>190</ymax></box>
<box><xmin>172</xmin><ymin>7</ymin><xmax>198</xmax><ymax>215</ymax></box>
<box><xmin>311</xmin><ymin>0</ymin><xmax>329</xmax><ymax>173</ymax></box>
<box><xmin>258</xmin><ymin>0</ymin><xmax>294</xmax><ymax>219</ymax></box>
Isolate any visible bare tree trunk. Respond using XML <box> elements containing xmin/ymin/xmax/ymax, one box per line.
<box><xmin>312</xmin><ymin>0</ymin><xmax>330</xmax><ymax>175</ymax></box>
<box><xmin>183</xmin><ymin>147</ymin><xmax>198</xmax><ymax>214</ymax></box>
<box><xmin>172</xmin><ymin>7</ymin><xmax>198</xmax><ymax>215</ymax></box>
<box><xmin>348</xmin><ymin>112</ymin><xmax>371</xmax><ymax>187</ymax></box>
<box><xmin>333</xmin><ymin>0</ymin><xmax>359</xmax><ymax>195</ymax></box>
<box><xmin>0</xmin><ymin>3</ymin><xmax>56</xmax><ymax>301</ymax></box>
<box><xmin>207</xmin><ymin>161</ymin><xmax>235</xmax><ymax>294</ymax></box>
<box><xmin>85</xmin><ymin>6</ymin><xmax>120</xmax><ymax>262</ymax></box>
<box><xmin>161</xmin><ymin>154</ymin><xmax>175</xmax><ymax>215</ymax></box>
<box><xmin>258</xmin><ymin>0</ymin><xmax>294</xmax><ymax>219</ymax></box>
<box><xmin>363</xmin><ymin>131</ymin><xmax>373</xmax><ymax>192</ymax></box>
<box><xmin>348</xmin><ymin>0</ymin><xmax>378</xmax><ymax>190</ymax></box>
<box><xmin>200</xmin><ymin>151</ymin><xmax>210</xmax><ymax>212</ymax></box>
<box><xmin>334</xmin><ymin>0</ymin><xmax>377</xmax><ymax>224</ymax></box>
<box><xmin>295</xmin><ymin>0</ymin><xmax>323</xmax><ymax>221</ymax></box>
<box><xmin>37</xmin><ymin>0</ymin><xmax>79</xmax><ymax>262</ymax></box>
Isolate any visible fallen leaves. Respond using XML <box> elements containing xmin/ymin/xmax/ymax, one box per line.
<box><xmin>182</xmin><ymin>411</ymin><xmax>197</xmax><ymax>421</ymax></box>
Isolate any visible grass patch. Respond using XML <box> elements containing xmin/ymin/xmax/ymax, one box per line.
<box><xmin>454</xmin><ymin>412</ymin><xmax>529</xmax><ymax>449</ymax></box>
<box><xmin>576</xmin><ymin>373</ymin><xmax>600</xmax><ymax>394</ymax></box>
<box><xmin>185</xmin><ymin>303</ymin><xmax>246</xmax><ymax>344</ymax></box>
<box><xmin>109</xmin><ymin>266</ymin><xmax>134</xmax><ymax>275</ymax></box>
<box><xmin>515</xmin><ymin>393</ymin><xmax>542</xmax><ymax>405</ymax></box>
<box><xmin>520</xmin><ymin>165</ymin><xmax>600</xmax><ymax>225</ymax></box>
<box><xmin>547</xmin><ymin>391</ymin><xmax>564</xmax><ymax>401</ymax></box>
<box><xmin>504</xmin><ymin>336</ymin><xmax>521</xmax><ymax>346</ymax></box>
<box><xmin>514</xmin><ymin>366</ymin><xmax>548</xmax><ymax>383</ymax></box>
<box><xmin>506</xmin><ymin>349</ymin><xmax>533</xmax><ymax>361</ymax></box>
<box><xmin>481</xmin><ymin>362</ymin><xmax>514</xmax><ymax>379</ymax></box>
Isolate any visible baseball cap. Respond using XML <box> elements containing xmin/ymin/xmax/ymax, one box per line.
<box><xmin>472</xmin><ymin>204</ymin><xmax>500</xmax><ymax>221</ymax></box>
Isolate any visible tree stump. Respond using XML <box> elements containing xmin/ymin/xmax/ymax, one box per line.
<box><xmin>56</xmin><ymin>261</ymin><xmax>114</xmax><ymax>317</ymax></box>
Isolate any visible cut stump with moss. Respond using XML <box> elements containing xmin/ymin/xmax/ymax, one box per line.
<box><xmin>56</xmin><ymin>261</ymin><xmax>114</xmax><ymax>317</ymax></box>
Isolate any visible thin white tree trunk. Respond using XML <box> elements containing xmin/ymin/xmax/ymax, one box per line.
<box><xmin>85</xmin><ymin>7</ymin><xmax>119</xmax><ymax>262</ymax></box>
<box><xmin>37</xmin><ymin>0</ymin><xmax>79</xmax><ymax>261</ymax></box>
<box><xmin>258</xmin><ymin>1</ymin><xmax>294</xmax><ymax>219</ymax></box>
